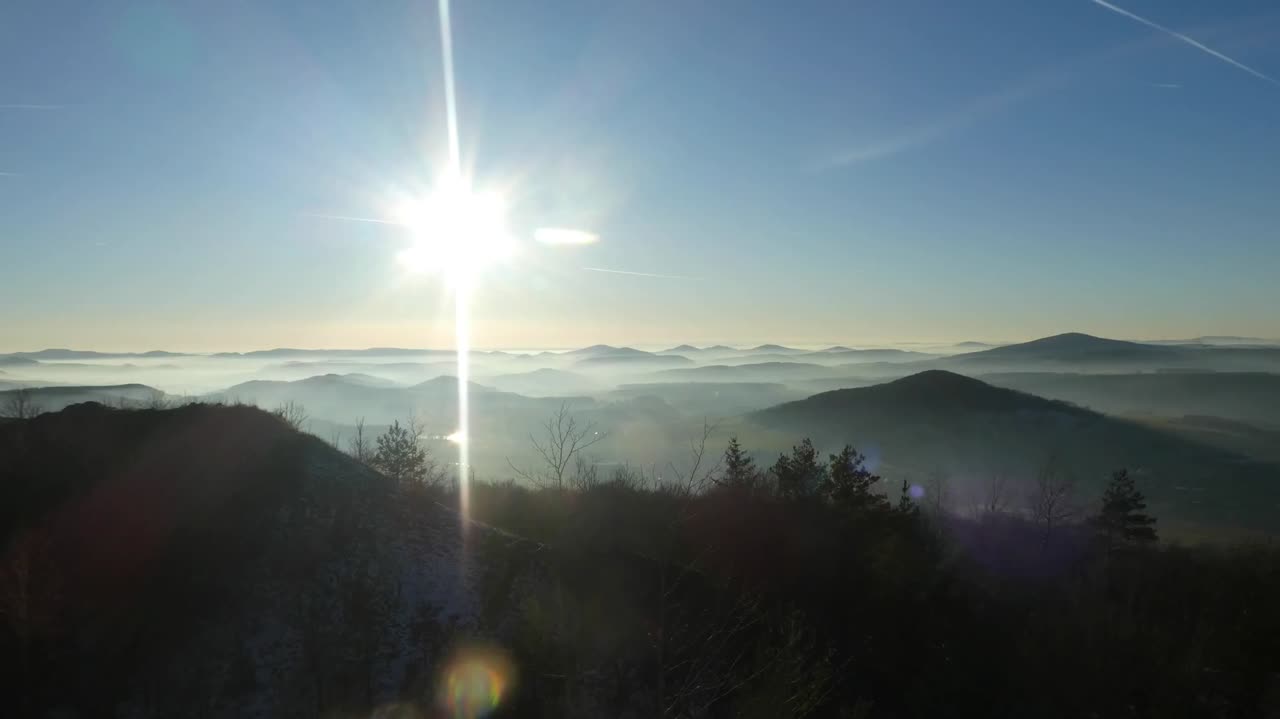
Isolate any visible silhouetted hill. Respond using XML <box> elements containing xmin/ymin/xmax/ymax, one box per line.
<box><xmin>764</xmin><ymin>370</ymin><xmax>1088</xmax><ymax>417</ymax></box>
<box><xmin>0</xmin><ymin>355</ymin><xmax>40</xmax><ymax>366</ymax></box>
<box><xmin>0</xmin><ymin>402</ymin><xmax>546</xmax><ymax>715</ymax></box>
<box><xmin>951</xmin><ymin>333</ymin><xmax>1176</xmax><ymax>363</ymax></box>
<box><xmin>0</xmin><ymin>383</ymin><xmax>164</xmax><ymax>411</ymax></box>
<box><xmin>563</xmin><ymin>344</ymin><xmax>654</xmax><ymax>358</ymax></box>
<box><xmin>945</xmin><ymin>332</ymin><xmax>1280</xmax><ymax>372</ymax></box>
<box><xmin>746</xmin><ymin>344</ymin><xmax>803</xmax><ymax>354</ymax></box>
<box><xmin>751</xmin><ymin>371</ymin><xmax>1280</xmax><ymax>530</ymax></box>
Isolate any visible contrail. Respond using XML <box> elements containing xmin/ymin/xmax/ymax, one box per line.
<box><xmin>583</xmin><ymin>266</ymin><xmax>698</xmax><ymax>280</ymax></box>
<box><xmin>0</xmin><ymin>104</ymin><xmax>62</xmax><ymax>110</ymax></box>
<box><xmin>1091</xmin><ymin>0</ymin><xmax>1280</xmax><ymax>86</ymax></box>
<box><xmin>0</xmin><ymin>171</ymin><xmax>21</xmax><ymax>177</ymax></box>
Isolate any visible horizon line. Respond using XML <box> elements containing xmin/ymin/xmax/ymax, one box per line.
<box><xmin>4</xmin><ymin>332</ymin><xmax>1279</xmax><ymax>356</ymax></box>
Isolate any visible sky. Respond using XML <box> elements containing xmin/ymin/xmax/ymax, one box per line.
<box><xmin>2</xmin><ymin>0</ymin><xmax>1280</xmax><ymax>352</ymax></box>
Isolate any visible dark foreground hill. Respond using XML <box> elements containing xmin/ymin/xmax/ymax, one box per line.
<box><xmin>751</xmin><ymin>371</ymin><xmax>1280</xmax><ymax>531</ymax></box>
<box><xmin>0</xmin><ymin>403</ymin><xmax>554</xmax><ymax>716</ymax></box>
<box><xmin>3</xmin><ymin>403</ymin><xmax>1280</xmax><ymax>716</ymax></box>
<box><xmin>0</xmin><ymin>403</ymin><xmax>808</xmax><ymax>718</ymax></box>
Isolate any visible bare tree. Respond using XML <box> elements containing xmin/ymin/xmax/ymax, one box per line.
<box><xmin>977</xmin><ymin>472</ymin><xmax>1011</xmax><ymax>519</ymax></box>
<box><xmin>348</xmin><ymin>417</ymin><xmax>372</xmax><ymax>464</ymax></box>
<box><xmin>143</xmin><ymin>390</ymin><xmax>172</xmax><ymax>410</ymax></box>
<box><xmin>665</xmin><ymin>419</ymin><xmax>722</xmax><ymax>496</ymax></box>
<box><xmin>1</xmin><ymin>389</ymin><xmax>42</xmax><ymax>419</ymax></box>
<box><xmin>273</xmin><ymin>400</ymin><xmax>310</xmax><ymax>432</ymax></box>
<box><xmin>1029</xmin><ymin>456</ymin><xmax>1077</xmax><ymax>549</ymax></box>
<box><xmin>924</xmin><ymin>468</ymin><xmax>950</xmax><ymax>516</ymax></box>
<box><xmin>508</xmin><ymin>403</ymin><xmax>607</xmax><ymax>490</ymax></box>
<box><xmin>569</xmin><ymin>454</ymin><xmax>601</xmax><ymax>492</ymax></box>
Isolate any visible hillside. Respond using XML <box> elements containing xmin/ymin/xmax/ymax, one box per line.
<box><xmin>481</xmin><ymin>368</ymin><xmax>600</xmax><ymax>396</ymax></box>
<box><xmin>962</xmin><ymin>332</ymin><xmax>1174</xmax><ymax>361</ymax></box>
<box><xmin>0</xmin><ymin>402</ymin><xmax>541</xmax><ymax>715</ymax></box>
<box><xmin>946</xmin><ymin>332</ymin><xmax>1280</xmax><ymax>371</ymax></box>
<box><xmin>0</xmin><ymin>383</ymin><xmax>164</xmax><ymax>411</ymax></box>
<box><xmin>0</xmin><ymin>403</ymin><xmax>783</xmax><ymax>717</ymax></box>
<box><xmin>211</xmin><ymin>373</ymin><xmax>570</xmax><ymax>428</ymax></box>
<box><xmin>980</xmin><ymin>371</ymin><xmax>1280</xmax><ymax>428</ymax></box>
<box><xmin>751</xmin><ymin>371</ymin><xmax>1280</xmax><ymax>530</ymax></box>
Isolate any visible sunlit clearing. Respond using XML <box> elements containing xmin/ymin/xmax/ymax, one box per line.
<box><xmin>533</xmin><ymin>227</ymin><xmax>599</xmax><ymax>246</ymax></box>
<box><xmin>446</xmin><ymin>430</ymin><xmax>467</xmax><ymax>443</ymax></box>
<box><xmin>438</xmin><ymin>643</ymin><xmax>515</xmax><ymax>719</ymax></box>
<box><xmin>395</xmin><ymin>173</ymin><xmax>517</xmax><ymax>286</ymax></box>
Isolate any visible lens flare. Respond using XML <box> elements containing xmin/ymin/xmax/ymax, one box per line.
<box><xmin>533</xmin><ymin>227</ymin><xmax>598</xmax><ymax>245</ymax></box>
<box><xmin>438</xmin><ymin>644</ymin><xmax>516</xmax><ymax>719</ymax></box>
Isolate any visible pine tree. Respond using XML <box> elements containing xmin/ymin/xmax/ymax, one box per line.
<box><xmin>819</xmin><ymin>445</ymin><xmax>888</xmax><ymax>512</ymax></box>
<box><xmin>896</xmin><ymin>480</ymin><xmax>919</xmax><ymax>515</ymax></box>
<box><xmin>372</xmin><ymin>420</ymin><xmax>431</xmax><ymax>487</ymax></box>
<box><xmin>717</xmin><ymin>435</ymin><xmax>758</xmax><ymax>490</ymax></box>
<box><xmin>1095</xmin><ymin>468</ymin><xmax>1157</xmax><ymax>548</ymax></box>
<box><xmin>771</xmin><ymin>438</ymin><xmax>826</xmax><ymax>500</ymax></box>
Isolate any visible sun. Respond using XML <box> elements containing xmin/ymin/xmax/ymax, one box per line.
<box><xmin>395</xmin><ymin>172</ymin><xmax>517</xmax><ymax>287</ymax></box>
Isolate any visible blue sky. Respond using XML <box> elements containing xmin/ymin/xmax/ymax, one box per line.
<box><xmin>3</xmin><ymin>0</ymin><xmax>1279</xmax><ymax>351</ymax></box>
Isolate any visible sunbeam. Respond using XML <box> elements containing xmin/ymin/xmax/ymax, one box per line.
<box><xmin>436</xmin><ymin>0</ymin><xmax>471</xmax><ymax>534</ymax></box>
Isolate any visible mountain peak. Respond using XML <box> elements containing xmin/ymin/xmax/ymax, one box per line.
<box><xmin>755</xmin><ymin>369</ymin><xmax>1089</xmax><ymax>422</ymax></box>
<box><xmin>949</xmin><ymin>332</ymin><xmax>1175</xmax><ymax>364</ymax></box>
<box><xmin>884</xmin><ymin>369</ymin><xmax>988</xmax><ymax>390</ymax></box>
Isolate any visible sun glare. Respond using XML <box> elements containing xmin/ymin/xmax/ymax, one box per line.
<box><xmin>395</xmin><ymin>173</ymin><xmax>517</xmax><ymax>285</ymax></box>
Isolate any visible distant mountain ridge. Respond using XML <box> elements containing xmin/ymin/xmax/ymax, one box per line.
<box><xmin>943</xmin><ymin>332</ymin><xmax>1280</xmax><ymax>371</ymax></box>
<box><xmin>949</xmin><ymin>332</ymin><xmax>1175</xmax><ymax>362</ymax></box>
<box><xmin>1</xmin><ymin>349</ymin><xmax>187</xmax><ymax>360</ymax></box>
<box><xmin>760</xmin><ymin>370</ymin><xmax>1090</xmax><ymax>418</ymax></box>
<box><xmin>750</xmin><ymin>370</ymin><xmax>1280</xmax><ymax>530</ymax></box>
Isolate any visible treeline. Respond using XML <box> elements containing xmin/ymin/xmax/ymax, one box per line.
<box><xmin>2</xmin><ymin>402</ymin><xmax>1278</xmax><ymax>717</ymax></box>
<box><xmin>316</xmin><ymin>402</ymin><xmax>1277</xmax><ymax>716</ymax></box>
<box><xmin>456</xmin><ymin>423</ymin><xmax>1278</xmax><ymax>717</ymax></box>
